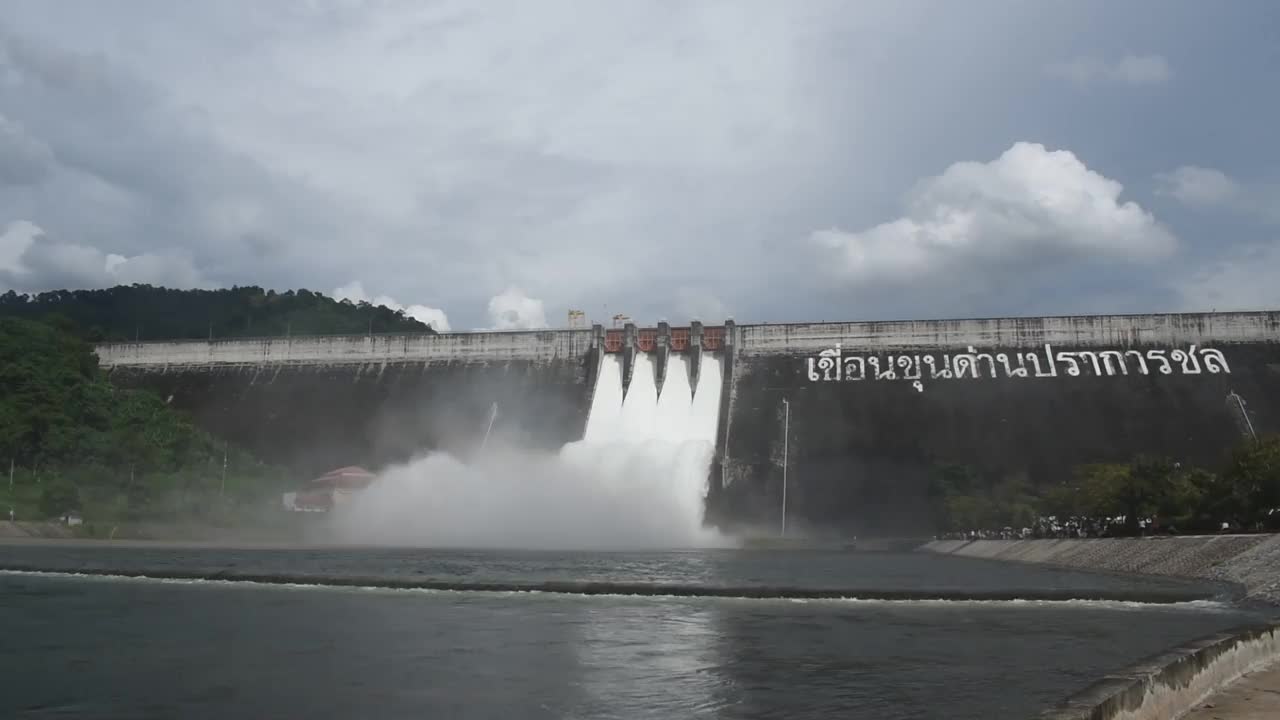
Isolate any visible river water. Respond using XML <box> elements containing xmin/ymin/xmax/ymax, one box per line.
<box><xmin>0</xmin><ymin>543</ymin><xmax>1270</xmax><ymax>719</ymax></box>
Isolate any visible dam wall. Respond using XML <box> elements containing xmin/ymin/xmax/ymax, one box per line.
<box><xmin>102</xmin><ymin>330</ymin><xmax>600</xmax><ymax>478</ymax></box>
<box><xmin>97</xmin><ymin>323</ymin><xmax>724</xmax><ymax>481</ymax></box>
<box><xmin>97</xmin><ymin>311</ymin><xmax>1280</xmax><ymax>530</ymax></box>
<box><xmin>716</xmin><ymin>311</ymin><xmax>1280</xmax><ymax>535</ymax></box>
<box><xmin>96</xmin><ymin>328</ymin><xmax>597</xmax><ymax>366</ymax></box>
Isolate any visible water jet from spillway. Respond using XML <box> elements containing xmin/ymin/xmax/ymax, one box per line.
<box><xmin>328</xmin><ymin>352</ymin><xmax>728</xmax><ymax>549</ymax></box>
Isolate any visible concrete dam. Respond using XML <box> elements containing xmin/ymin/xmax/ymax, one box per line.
<box><xmin>96</xmin><ymin>311</ymin><xmax>1280</xmax><ymax>536</ymax></box>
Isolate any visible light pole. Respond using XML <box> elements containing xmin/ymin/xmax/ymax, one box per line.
<box><xmin>1227</xmin><ymin>391</ymin><xmax>1257</xmax><ymax>441</ymax></box>
<box><xmin>480</xmin><ymin>403</ymin><xmax>499</xmax><ymax>453</ymax></box>
<box><xmin>781</xmin><ymin>398</ymin><xmax>789</xmax><ymax>538</ymax></box>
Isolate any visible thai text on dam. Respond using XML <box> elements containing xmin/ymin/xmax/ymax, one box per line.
<box><xmin>805</xmin><ymin>343</ymin><xmax>1231</xmax><ymax>391</ymax></box>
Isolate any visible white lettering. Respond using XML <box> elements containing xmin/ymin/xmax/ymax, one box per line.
<box><xmin>803</xmin><ymin>344</ymin><xmax>1230</xmax><ymax>391</ymax></box>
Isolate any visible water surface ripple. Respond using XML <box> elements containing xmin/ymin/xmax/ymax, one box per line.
<box><xmin>0</xmin><ymin>544</ymin><xmax>1266</xmax><ymax>720</ymax></box>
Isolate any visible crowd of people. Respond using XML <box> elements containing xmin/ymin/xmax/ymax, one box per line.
<box><xmin>934</xmin><ymin>514</ymin><xmax>1225</xmax><ymax>541</ymax></box>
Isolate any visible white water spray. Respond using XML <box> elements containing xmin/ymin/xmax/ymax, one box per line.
<box><xmin>331</xmin><ymin>352</ymin><xmax>727</xmax><ymax>549</ymax></box>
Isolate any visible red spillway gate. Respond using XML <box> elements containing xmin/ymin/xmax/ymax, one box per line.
<box><xmin>601</xmin><ymin>325</ymin><xmax>723</xmax><ymax>353</ymax></box>
<box><xmin>636</xmin><ymin>329</ymin><xmax>657</xmax><ymax>352</ymax></box>
<box><xmin>703</xmin><ymin>327</ymin><xmax>725</xmax><ymax>351</ymax></box>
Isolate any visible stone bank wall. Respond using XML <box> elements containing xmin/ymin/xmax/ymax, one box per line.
<box><xmin>921</xmin><ymin>535</ymin><xmax>1280</xmax><ymax>605</ymax></box>
<box><xmin>1037</xmin><ymin>620</ymin><xmax>1280</xmax><ymax>720</ymax></box>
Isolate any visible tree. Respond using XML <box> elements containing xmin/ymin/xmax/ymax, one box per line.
<box><xmin>0</xmin><ymin>316</ymin><xmax>283</xmax><ymax>521</ymax></box>
<box><xmin>1222</xmin><ymin>435</ymin><xmax>1280</xmax><ymax>529</ymax></box>
<box><xmin>0</xmin><ymin>284</ymin><xmax>439</xmax><ymax>342</ymax></box>
<box><xmin>38</xmin><ymin>477</ymin><xmax>80</xmax><ymax>518</ymax></box>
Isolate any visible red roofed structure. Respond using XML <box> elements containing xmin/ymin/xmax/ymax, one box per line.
<box><xmin>310</xmin><ymin>466</ymin><xmax>377</xmax><ymax>491</ymax></box>
<box><xmin>283</xmin><ymin>466</ymin><xmax>378</xmax><ymax>512</ymax></box>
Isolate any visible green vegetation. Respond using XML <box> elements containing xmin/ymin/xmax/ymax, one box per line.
<box><xmin>0</xmin><ymin>284</ymin><xmax>438</xmax><ymax>342</ymax></box>
<box><xmin>931</xmin><ymin>438</ymin><xmax>1280</xmax><ymax>536</ymax></box>
<box><xmin>1</xmin><ymin>316</ymin><xmax>284</xmax><ymax>524</ymax></box>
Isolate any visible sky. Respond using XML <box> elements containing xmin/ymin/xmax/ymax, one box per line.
<box><xmin>1</xmin><ymin>0</ymin><xmax>1278</xmax><ymax>331</ymax></box>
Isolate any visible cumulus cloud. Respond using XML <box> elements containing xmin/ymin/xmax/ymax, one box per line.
<box><xmin>332</xmin><ymin>281</ymin><xmax>451</xmax><ymax>331</ymax></box>
<box><xmin>813</xmin><ymin>142</ymin><xmax>1176</xmax><ymax>286</ymax></box>
<box><xmin>2</xmin><ymin>3</ymin><xmax>1278</xmax><ymax>322</ymax></box>
<box><xmin>0</xmin><ymin>220</ymin><xmax>211</xmax><ymax>292</ymax></box>
<box><xmin>1155</xmin><ymin>166</ymin><xmax>1240</xmax><ymax>207</ymax></box>
<box><xmin>1047</xmin><ymin>54</ymin><xmax>1171</xmax><ymax>87</ymax></box>
<box><xmin>0</xmin><ymin>220</ymin><xmax>40</xmax><ymax>275</ymax></box>
<box><xmin>486</xmin><ymin>287</ymin><xmax>548</xmax><ymax>330</ymax></box>
<box><xmin>1155</xmin><ymin>166</ymin><xmax>1279</xmax><ymax>225</ymax></box>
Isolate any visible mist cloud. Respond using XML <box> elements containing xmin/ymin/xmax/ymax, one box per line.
<box><xmin>330</xmin><ymin>441</ymin><xmax>726</xmax><ymax>550</ymax></box>
<box><xmin>485</xmin><ymin>287</ymin><xmax>548</xmax><ymax>330</ymax></box>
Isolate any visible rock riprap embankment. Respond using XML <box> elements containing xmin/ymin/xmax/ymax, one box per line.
<box><xmin>922</xmin><ymin>535</ymin><xmax>1280</xmax><ymax>605</ymax></box>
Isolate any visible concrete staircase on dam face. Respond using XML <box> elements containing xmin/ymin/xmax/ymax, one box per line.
<box><xmin>93</xmin><ymin>310</ymin><xmax>1280</xmax><ymax>536</ymax></box>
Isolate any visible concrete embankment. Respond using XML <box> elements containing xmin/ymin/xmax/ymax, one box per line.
<box><xmin>922</xmin><ymin>535</ymin><xmax>1280</xmax><ymax>605</ymax></box>
<box><xmin>1037</xmin><ymin>621</ymin><xmax>1280</xmax><ymax>720</ymax></box>
<box><xmin>0</xmin><ymin>520</ymin><xmax>306</xmax><ymax>543</ymax></box>
<box><xmin>0</xmin><ymin>521</ymin><xmax>77</xmax><ymax>539</ymax></box>
<box><xmin>923</xmin><ymin>537</ymin><xmax>1280</xmax><ymax>718</ymax></box>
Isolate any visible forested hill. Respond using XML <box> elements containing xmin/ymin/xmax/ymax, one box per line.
<box><xmin>0</xmin><ymin>285</ymin><xmax>437</xmax><ymax>342</ymax></box>
<box><xmin>1</xmin><ymin>316</ymin><xmax>281</xmax><ymax>521</ymax></box>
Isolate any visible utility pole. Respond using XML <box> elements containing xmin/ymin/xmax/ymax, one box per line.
<box><xmin>479</xmin><ymin>403</ymin><xmax>499</xmax><ymax>453</ymax></box>
<box><xmin>220</xmin><ymin>441</ymin><xmax>228</xmax><ymax>498</ymax></box>
<box><xmin>8</xmin><ymin>457</ymin><xmax>13</xmax><ymax>490</ymax></box>
<box><xmin>1227</xmin><ymin>391</ymin><xmax>1257</xmax><ymax>442</ymax></box>
<box><xmin>781</xmin><ymin>398</ymin><xmax>790</xmax><ymax>538</ymax></box>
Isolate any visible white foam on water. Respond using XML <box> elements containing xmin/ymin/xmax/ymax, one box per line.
<box><xmin>0</xmin><ymin>571</ymin><xmax>1239</xmax><ymax>612</ymax></box>
<box><xmin>329</xmin><ymin>351</ymin><xmax>728</xmax><ymax>549</ymax></box>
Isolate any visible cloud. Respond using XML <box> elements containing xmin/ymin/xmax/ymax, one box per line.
<box><xmin>0</xmin><ymin>114</ymin><xmax>54</xmax><ymax>185</ymax></box>
<box><xmin>673</xmin><ymin>288</ymin><xmax>729</xmax><ymax>323</ymax></box>
<box><xmin>332</xmin><ymin>281</ymin><xmax>450</xmax><ymax>331</ymax></box>
<box><xmin>0</xmin><ymin>220</ymin><xmax>211</xmax><ymax>292</ymax></box>
<box><xmin>0</xmin><ymin>219</ymin><xmax>40</xmax><ymax>275</ymax></box>
<box><xmin>1155</xmin><ymin>166</ymin><xmax>1280</xmax><ymax>225</ymax></box>
<box><xmin>1047</xmin><ymin>54</ymin><xmax>1171</xmax><ymax>87</ymax></box>
<box><xmin>1181</xmin><ymin>240</ymin><xmax>1280</xmax><ymax>311</ymax></box>
<box><xmin>2</xmin><ymin>3</ymin><xmax>1278</xmax><ymax>323</ymax></box>
<box><xmin>813</xmin><ymin>142</ymin><xmax>1176</xmax><ymax>286</ymax></box>
<box><xmin>486</xmin><ymin>287</ymin><xmax>547</xmax><ymax>330</ymax></box>
<box><xmin>1154</xmin><ymin>166</ymin><xmax>1240</xmax><ymax>207</ymax></box>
